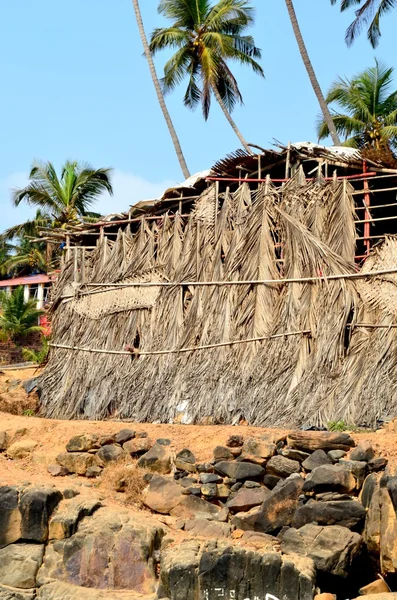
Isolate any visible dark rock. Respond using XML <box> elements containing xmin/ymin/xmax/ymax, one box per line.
<box><xmin>174</xmin><ymin>470</ymin><xmax>188</xmax><ymax>480</ymax></box>
<box><xmin>114</xmin><ymin>429</ymin><xmax>135</xmax><ymax>444</ymax></box>
<box><xmin>266</xmin><ymin>455</ymin><xmax>300</xmax><ymax>478</ymax></box>
<box><xmin>328</xmin><ymin>450</ymin><xmax>346</xmax><ymax>462</ymax></box>
<box><xmin>123</xmin><ymin>437</ymin><xmax>153</xmax><ymax>455</ymax></box>
<box><xmin>255</xmin><ymin>474</ymin><xmax>304</xmax><ymax>533</ymax></box>
<box><xmin>85</xmin><ymin>466</ymin><xmax>102</xmax><ymax>478</ymax></box>
<box><xmin>292</xmin><ymin>499</ymin><xmax>366</xmax><ymax>529</ymax></box>
<box><xmin>47</xmin><ymin>464</ymin><xmax>69</xmax><ymax>477</ymax></box>
<box><xmin>201</xmin><ymin>484</ymin><xmax>217</xmax><ymax>497</ymax></box>
<box><xmin>281</xmin><ymin>524</ymin><xmax>363</xmax><ymax>578</ymax></box>
<box><xmin>241</xmin><ymin>438</ymin><xmax>276</xmax><ymax>459</ymax></box>
<box><xmin>65</xmin><ymin>434</ymin><xmax>98</xmax><ymax>452</ymax></box>
<box><xmin>350</xmin><ymin>441</ymin><xmax>374</xmax><ymax>462</ymax></box>
<box><xmin>339</xmin><ymin>459</ymin><xmax>367</xmax><ymax>488</ymax></box>
<box><xmin>263</xmin><ymin>474</ymin><xmax>282</xmax><ymax>489</ymax></box>
<box><xmin>0</xmin><ymin>486</ymin><xmax>21</xmax><ymax>548</ymax></box>
<box><xmin>226</xmin><ymin>487</ymin><xmax>270</xmax><ymax>512</ymax></box>
<box><xmin>230</xmin><ymin>482</ymin><xmax>243</xmax><ymax>493</ymax></box>
<box><xmin>302</xmin><ymin>450</ymin><xmax>332</xmax><ymax>472</ymax></box>
<box><xmin>213</xmin><ymin>446</ymin><xmax>234</xmax><ymax>461</ymax></box>
<box><xmin>62</xmin><ymin>489</ymin><xmax>79</xmax><ymax>500</ymax></box>
<box><xmin>215</xmin><ymin>461</ymin><xmax>264</xmax><ymax>481</ymax></box>
<box><xmin>188</xmin><ymin>485</ymin><xmax>202</xmax><ymax>496</ymax></box>
<box><xmin>23</xmin><ymin>377</ymin><xmax>39</xmax><ymax>394</ymax></box>
<box><xmin>368</xmin><ymin>457</ymin><xmax>388</xmax><ymax>472</ymax></box>
<box><xmin>288</xmin><ymin>431</ymin><xmax>355</xmax><ymax>452</ymax></box>
<box><xmin>179</xmin><ymin>477</ymin><xmax>198</xmax><ymax>488</ymax></box>
<box><xmin>226</xmin><ymin>435</ymin><xmax>244</xmax><ymax>448</ymax></box>
<box><xmin>302</xmin><ymin>465</ymin><xmax>356</xmax><ymax>494</ymax></box>
<box><xmin>281</xmin><ymin>448</ymin><xmax>310</xmax><ymax>462</ymax></box>
<box><xmin>175</xmin><ymin>449</ymin><xmax>196</xmax><ymax>473</ymax></box>
<box><xmin>19</xmin><ymin>487</ymin><xmax>62</xmax><ymax>542</ymax></box>
<box><xmin>98</xmin><ymin>434</ymin><xmax>116</xmax><ymax>446</ymax></box>
<box><xmin>199</xmin><ymin>474</ymin><xmax>222</xmax><ymax>484</ymax></box>
<box><xmin>96</xmin><ymin>444</ymin><xmax>127</xmax><ymax>466</ymax></box>
<box><xmin>387</xmin><ymin>476</ymin><xmax>397</xmax><ymax>513</ymax></box>
<box><xmin>156</xmin><ymin>438</ymin><xmax>171</xmax><ymax>446</ymax></box>
<box><xmin>137</xmin><ymin>442</ymin><xmax>172</xmax><ymax>474</ymax></box>
<box><xmin>360</xmin><ymin>473</ymin><xmax>378</xmax><ymax>509</ymax></box>
<box><xmin>196</xmin><ymin>463</ymin><xmax>213</xmax><ymax>473</ymax></box>
<box><xmin>143</xmin><ymin>474</ymin><xmax>184</xmax><ymax>514</ymax></box>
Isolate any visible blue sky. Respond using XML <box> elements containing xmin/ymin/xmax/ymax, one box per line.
<box><xmin>0</xmin><ymin>0</ymin><xmax>395</xmax><ymax>232</ymax></box>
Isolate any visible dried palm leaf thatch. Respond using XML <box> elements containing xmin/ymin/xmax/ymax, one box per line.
<box><xmin>39</xmin><ymin>177</ymin><xmax>397</xmax><ymax>426</ymax></box>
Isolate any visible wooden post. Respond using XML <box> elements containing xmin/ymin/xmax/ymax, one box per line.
<box><xmin>258</xmin><ymin>155</ymin><xmax>262</xmax><ymax>189</ymax></box>
<box><xmin>66</xmin><ymin>234</ymin><xmax>71</xmax><ymax>262</ymax></box>
<box><xmin>215</xmin><ymin>180</ymin><xmax>219</xmax><ymax>238</ymax></box>
<box><xmin>285</xmin><ymin>142</ymin><xmax>291</xmax><ymax>179</ymax></box>
<box><xmin>179</xmin><ymin>192</ymin><xmax>183</xmax><ymax>214</ymax></box>
<box><xmin>363</xmin><ymin>161</ymin><xmax>371</xmax><ymax>257</ymax></box>
<box><xmin>73</xmin><ymin>248</ymin><xmax>78</xmax><ymax>283</ymax></box>
<box><xmin>196</xmin><ymin>221</ymin><xmax>200</xmax><ymax>279</ymax></box>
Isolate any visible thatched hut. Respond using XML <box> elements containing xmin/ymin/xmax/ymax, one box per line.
<box><xmin>39</xmin><ymin>143</ymin><xmax>397</xmax><ymax>427</ymax></box>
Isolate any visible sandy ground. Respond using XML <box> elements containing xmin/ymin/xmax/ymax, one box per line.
<box><xmin>0</xmin><ymin>367</ymin><xmax>396</xmax><ymax>501</ymax></box>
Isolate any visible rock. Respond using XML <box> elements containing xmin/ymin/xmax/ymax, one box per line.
<box><xmin>96</xmin><ymin>444</ymin><xmax>127</xmax><ymax>465</ymax></box>
<box><xmin>62</xmin><ymin>489</ymin><xmax>79</xmax><ymax>500</ymax></box>
<box><xmin>302</xmin><ymin>464</ymin><xmax>356</xmax><ymax>494</ymax></box>
<box><xmin>339</xmin><ymin>459</ymin><xmax>367</xmax><ymax>488</ymax></box>
<box><xmin>137</xmin><ymin>442</ymin><xmax>172</xmax><ymax>474</ymax></box>
<box><xmin>56</xmin><ymin>452</ymin><xmax>99</xmax><ymax>476</ymax></box>
<box><xmin>199</xmin><ymin>474</ymin><xmax>222</xmax><ymax>484</ymax></box>
<box><xmin>188</xmin><ymin>485</ymin><xmax>202</xmax><ymax>496</ymax></box>
<box><xmin>255</xmin><ymin>474</ymin><xmax>304</xmax><ymax>533</ymax></box>
<box><xmin>379</xmin><ymin>473</ymin><xmax>397</xmax><ymax>573</ymax></box>
<box><xmin>19</xmin><ymin>487</ymin><xmax>63</xmax><ymax>542</ymax></box>
<box><xmin>315</xmin><ymin>492</ymin><xmax>353</xmax><ymax>502</ymax></box>
<box><xmin>7</xmin><ymin>440</ymin><xmax>38</xmax><ymax>459</ymax></box>
<box><xmin>143</xmin><ymin>475</ymin><xmax>184</xmax><ymax>514</ymax></box>
<box><xmin>160</xmin><ymin>539</ymin><xmax>315</xmax><ymax>600</ymax></box>
<box><xmin>0</xmin><ymin>432</ymin><xmax>8</xmax><ymax>451</ymax></box>
<box><xmin>281</xmin><ymin>524</ymin><xmax>363</xmax><ymax>578</ymax></box>
<box><xmin>98</xmin><ymin>434</ymin><xmax>116</xmax><ymax>446</ymax></box>
<box><xmin>179</xmin><ymin>477</ymin><xmax>198</xmax><ymax>488</ymax></box>
<box><xmin>229</xmin><ymin>447</ymin><xmax>242</xmax><ymax>457</ymax></box>
<box><xmin>114</xmin><ymin>429</ymin><xmax>135</xmax><ymax>444</ymax></box>
<box><xmin>65</xmin><ymin>434</ymin><xmax>98</xmax><ymax>452</ymax></box>
<box><xmin>314</xmin><ymin>595</ymin><xmax>336</xmax><ymax>600</ymax></box>
<box><xmin>215</xmin><ymin>461</ymin><xmax>264</xmax><ymax>481</ymax></box>
<box><xmin>37</xmin><ymin>582</ymin><xmax>157</xmax><ymax>599</ymax></box>
<box><xmin>240</xmin><ymin>530</ymin><xmax>280</xmax><ymax>550</ymax></box>
<box><xmin>157</xmin><ymin>438</ymin><xmax>171</xmax><ymax>446</ymax></box>
<box><xmin>387</xmin><ymin>476</ymin><xmax>397</xmax><ymax>512</ymax></box>
<box><xmin>263</xmin><ymin>474</ymin><xmax>282</xmax><ymax>489</ymax></box>
<box><xmin>328</xmin><ymin>450</ymin><xmax>346</xmax><ymax>462</ymax></box>
<box><xmin>201</xmin><ymin>483</ymin><xmax>217</xmax><ymax>497</ymax></box>
<box><xmin>241</xmin><ymin>438</ymin><xmax>276</xmax><ymax>459</ymax></box>
<box><xmin>281</xmin><ymin>448</ymin><xmax>310</xmax><ymax>462</ymax></box>
<box><xmin>47</xmin><ymin>465</ymin><xmax>69</xmax><ymax>477</ymax></box>
<box><xmin>38</xmin><ymin>507</ymin><xmax>164</xmax><ymax>594</ymax></box>
<box><xmin>230</xmin><ymin>482</ymin><xmax>242</xmax><ymax>492</ymax></box>
<box><xmin>237</xmin><ymin>454</ymin><xmax>266</xmax><ymax>466</ymax></box>
<box><xmin>86</xmin><ymin>465</ymin><xmax>102</xmax><ymax>478</ymax></box>
<box><xmin>226</xmin><ymin>487</ymin><xmax>270</xmax><ymax>512</ymax></box>
<box><xmin>368</xmin><ymin>457</ymin><xmax>388</xmax><ymax>472</ymax></box>
<box><xmin>215</xmin><ymin>484</ymin><xmax>230</xmax><ymax>499</ymax></box>
<box><xmin>360</xmin><ymin>473</ymin><xmax>379</xmax><ymax>509</ymax></box>
<box><xmin>170</xmin><ymin>495</ymin><xmax>221</xmax><ymax>520</ymax></box>
<box><xmin>213</xmin><ymin>446</ymin><xmax>234</xmax><ymax>461</ymax></box>
<box><xmin>292</xmin><ymin>499</ymin><xmax>366</xmax><ymax>529</ymax></box>
<box><xmin>243</xmin><ymin>480</ymin><xmax>261</xmax><ymax>488</ymax></box>
<box><xmin>288</xmin><ymin>431</ymin><xmax>355</xmax><ymax>452</ymax></box>
<box><xmin>49</xmin><ymin>497</ymin><xmax>102</xmax><ymax>539</ymax></box>
<box><xmin>0</xmin><ymin>486</ymin><xmax>22</xmax><ymax>548</ymax></box>
<box><xmin>0</xmin><ymin>584</ymin><xmax>35</xmax><ymax>599</ymax></box>
<box><xmin>302</xmin><ymin>450</ymin><xmax>332</xmax><ymax>471</ymax></box>
<box><xmin>266</xmin><ymin>455</ymin><xmax>301</xmax><ymax>478</ymax></box>
<box><xmin>350</xmin><ymin>441</ymin><xmax>374</xmax><ymax>462</ymax></box>
<box><xmin>184</xmin><ymin>519</ymin><xmax>231</xmax><ymax>538</ymax></box>
<box><xmin>226</xmin><ymin>435</ymin><xmax>244</xmax><ymax>447</ymax></box>
<box><xmin>196</xmin><ymin>463</ymin><xmax>213</xmax><ymax>473</ymax></box>
<box><xmin>363</xmin><ymin>476</ymin><xmax>381</xmax><ymax>558</ymax></box>
<box><xmin>0</xmin><ymin>543</ymin><xmax>44</xmax><ymax>588</ymax></box>
<box><xmin>175</xmin><ymin>449</ymin><xmax>196</xmax><ymax>473</ymax></box>
<box><xmin>123</xmin><ymin>437</ymin><xmax>153</xmax><ymax>455</ymax></box>
<box><xmin>231</xmin><ymin>506</ymin><xmax>261</xmax><ymax>530</ymax></box>
<box><xmin>359</xmin><ymin>579</ymin><xmax>390</xmax><ymax>595</ymax></box>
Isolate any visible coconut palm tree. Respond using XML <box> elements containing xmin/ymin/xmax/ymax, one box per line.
<box><xmin>149</xmin><ymin>0</ymin><xmax>264</xmax><ymax>153</ymax></box>
<box><xmin>131</xmin><ymin>0</ymin><xmax>191</xmax><ymax>179</ymax></box>
<box><xmin>11</xmin><ymin>161</ymin><xmax>113</xmax><ymax>228</ymax></box>
<box><xmin>0</xmin><ymin>286</ymin><xmax>43</xmax><ymax>341</ymax></box>
<box><xmin>317</xmin><ymin>60</ymin><xmax>397</xmax><ymax>151</ymax></box>
<box><xmin>330</xmin><ymin>0</ymin><xmax>396</xmax><ymax>47</ymax></box>
<box><xmin>2</xmin><ymin>238</ymin><xmax>47</xmax><ymax>277</ymax></box>
<box><xmin>285</xmin><ymin>0</ymin><xmax>341</xmax><ymax>146</ymax></box>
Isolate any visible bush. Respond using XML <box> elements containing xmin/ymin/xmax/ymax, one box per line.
<box><xmin>100</xmin><ymin>461</ymin><xmax>148</xmax><ymax>507</ymax></box>
<box><xmin>22</xmin><ymin>337</ymin><xmax>49</xmax><ymax>365</ymax></box>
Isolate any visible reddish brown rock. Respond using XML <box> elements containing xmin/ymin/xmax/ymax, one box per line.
<box><xmin>287</xmin><ymin>431</ymin><xmax>355</xmax><ymax>453</ymax></box>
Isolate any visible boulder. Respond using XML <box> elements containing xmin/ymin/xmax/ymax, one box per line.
<box><xmin>123</xmin><ymin>437</ymin><xmax>153</xmax><ymax>455</ymax></box>
<box><xmin>47</xmin><ymin>465</ymin><xmax>69</xmax><ymax>477</ymax></box>
<box><xmin>328</xmin><ymin>450</ymin><xmax>346</xmax><ymax>462</ymax></box>
<box><xmin>302</xmin><ymin>450</ymin><xmax>331</xmax><ymax>472</ymax></box>
<box><xmin>215</xmin><ymin>484</ymin><xmax>230</xmax><ymax>499</ymax></box>
<box><xmin>231</xmin><ymin>506</ymin><xmax>261</xmax><ymax>530</ymax></box>
<box><xmin>281</xmin><ymin>524</ymin><xmax>363</xmax><ymax>578</ymax></box>
<box><xmin>184</xmin><ymin>519</ymin><xmax>231</xmax><ymax>538</ymax></box>
<box><xmin>143</xmin><ymin>475</ymin><xmax>184</xmax><ymax>514</ymax></box>
<box><xmin>0</xmin><ymin>543</ymin><xmax>44</xmax><ymax>589</ymax></box>
<box><xmin>287</xmin><ymin>431</ymin><xmax>355</xmax><ymax>452</ymax></box>
<box><xmin>379</xmin><ymin>473</ymin><xmax>397</xmax><ymax>573</ymax></box>
<box><xmin>266</xmin><ymin>455</ymin><xmax>301</xmax><ymax>478</ymax></box>
<box><xmin>315</xmin><ymin>492</ymin><xmax>353</xmax><ymax>502</ymax></box>
<box><xmin>160</xmin><ymin>539</ymin><xmax>315</xmax><ymax>600</ymax></box>
<box><xmin>169</xmin><ymin>496</ymin><xmax>221</xmax><ymax>520</ymax></box>
<box><xmin>387</xmin><ymin>476</ymin><xmax>397</xmax><ymax>512</ymax></box>
<box><xmin>363</xmin><ymin>476</ymin><xmax>381</xmax><ymax>558</ymax></box>
<box><xmin>7</xmin><ymin>440</ymin><xmax>38</xmax><ymax>459</ymax></box>
<box><xmin>359</xmin><ymin>579</ymin><xmax>390</xmax><ymax>595</ymax></box>
<box><xmin>0</xmin><ymin>486</ymin><xmax>21</xmax><ymax>548</ymax></box>
<box><xmin>302</xmin><ymin>464</ymin><xmax>356</xmax><ymax>494</ymax></box>
<box><xmin>255</xmin><ymin>474</ymin><xmax>304</xmax><ymax>533</ymax></box>
<box><xmin>263</xmin><ymin>474</ymin><xmax>282</xmax><ymax>489</ymax></box>
<box><xmin>96</xmin><ymin>444</ymin><xmax>127</xmax><ymax>466</ymax></box>
<box><xmin>19</xmin><ymin>487</ymin><xmax>63</xmax><ymax>542</ymax></box>
<box><xmin>200</xmin><ymin>484</ymin><xmax>217</xmax><ymax>497</ymax></box>
<box><xmin>98</xmin><ymin>434</ymin><xmax>116</xmax><ymax>446</ymax></box>
<box><xmin>114</xmin><ymin>429</ymin><xmax>135</xmax><ymax>444</ymax></box>
<box><xmin>360</xmin><ymin>473</ymin><xmax>379</xmax><ymax>509</ymax></box>
<box><xmin>0</xmin><ymin>431</ymin><xmax>8</xmax><ymax>451</ymax></box>
<box><xmin>199</xmin><ymin>474</ymin><xmax>222</xmax><ymax>484</ymax></box>
<box><xmin>138</xmin><ymin>442</ymin><xmax>172</xmax><ymax>474</ymax></box>
<box><xmin>175</xmin><ymin>449</ymin><xmax>196</xmax><ymax>473</ymax></box>
<box><xmin>281</xmin><ymin>448</ymin><xmax>310</xmax><ymax>462</ymax></box>
<box><xmin>86</xmin><ymin>465</ymin><xmax>102</xmax><ymax>478</ymax></box>
<box><xmin>241</xmin><ymin>438</ymin><xmax>276</xmax><ymax>459</ymax></box>
<box><xmin>226</xmin><ymin>435</ymin><xmax>244</xmax><ymax>448</ymax></box>
<box><xmin>226</xmin><ymin>487</ymin><xmax>270</xmax><ymax>513</ymax></box>
<box><xmin>350</xmin><ymin>441</ymin><xmax>374</xmax><ymax>462</ymax></box>
<box><xmin>214</xmin><ymin>461</ymin><xmax>264</xmax><ymax>481</ymax></box>
<box><xmin>292</xmin><ymin>499</ymin><xmax>366</xmax><ymax>529</ymax></box>
<box><xmin>56</xmin><ymin>452</ymin><xmax>99</xmax><ymax>476</ymax></box>
<box><xmin>237</xmin><ymin>454</ymin><xmax>266</xmax><ymax>466</ymax></box>
<box><xmin>213</xmin><ymin>446</ymin><xmax>234</xmax><ymax>461</ymax></box>
<box><xmin>368</xmin><ymin>457</ymin><xmax>388</xmax><ymax>472</ymax></box>
<box><xmin>49</xmin><ymin>496</ymin><xmax>102</xmax><ymax>539</ymax></box>
<box><xmin>65</xmin><ymin>434</ymin><xmax>98</xmax><ymax>452</ymax></box>
<box><xmin>339</xmin><ymin>459</ymin><xmax>367</xmax><ymax>488</ymax></box>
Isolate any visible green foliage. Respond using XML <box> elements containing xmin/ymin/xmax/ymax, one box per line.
<box><xmin>149</xmin><ymin>0</ymin><xmax>264</xmax><ymax>119</ymax></box>
<box><xmin>317</xmin><ymin>60</ymin><xmax>397</xmax><ymax>151</ymax></box>
<box><xmin>328</xmin><ymin>420</ymin><xmax>348</xmax><ymax>432</ymax></box>
<box><xmin>22</xmin><ymin>409</ymin><xmax>36</xmax><ymax>417</ymax></box>
<box><xmin>22</xmin><ymin>336</ymin><xmax>49</xmax><ymax>365</ymax></box>
<box><xmin>331</xmin><ymin>0</ymin><xmax>396</xmax><ymax>48</ymax></box>
<box><xmin>0</xmin><ymin>286</ymin><xmax>43</xmax><ymax>341</ymax></box>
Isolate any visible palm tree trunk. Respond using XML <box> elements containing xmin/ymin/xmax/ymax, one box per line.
<box><xmin>131</xmin><ymin>0</ymin><xmax>191</xmax><ymax>180</ymax></box>
<box><xmin>212</xmin><ymin>86</ymin><xmax>253</xmax><ymax>154</ymax></box>
<box><xmin>284</xmin><ymin>0</ymin><xmax>341</xmax><ymax>146</ymax></box>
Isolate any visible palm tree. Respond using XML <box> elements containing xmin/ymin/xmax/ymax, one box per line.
<box><xmin>2</xmin><ymin>238</ymin><xmax>47</xmax><ymax>277</ymax></box>
<box><xmin>131</xmin><ymin>0</ymin><xmax>191</xmax><ymax>179</ymax></box>
<box><xmin>317</xmin><ymin>60</ymin><xmax>397</xmax><ymax>152</ymax></box>
<box><xmin>149</xmin><ymin>0</ymin><xmax>264</xmax><ymax>153</ymax></box>
<box><xmin>0</xmin><ymin>286</ymin><xmax>43</xmax><ymax>341</ymax></box>
<box><xmin>284</xmin><ymin>0</ymin><xmax>341</xmax><ymax>146</ymax></box>
<box><xmin>11</xmin><ymin>161</ymin><xmax>113</xmax><ymax>228</ymax></box>
<box><xmin>330</xmin><ymin>0</ymin><xmax>396</xmax><ymax>47</ymax></box>
<box><xmin>0</xmin><ymin>242</ymin><xmax>12</xmax><ymax>277</ymax></box>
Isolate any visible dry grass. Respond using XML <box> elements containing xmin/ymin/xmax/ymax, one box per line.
<box><xmin>100</xmin><ymin>460</ymin><xmax>148</xmax><ymax>508</ymax></box>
